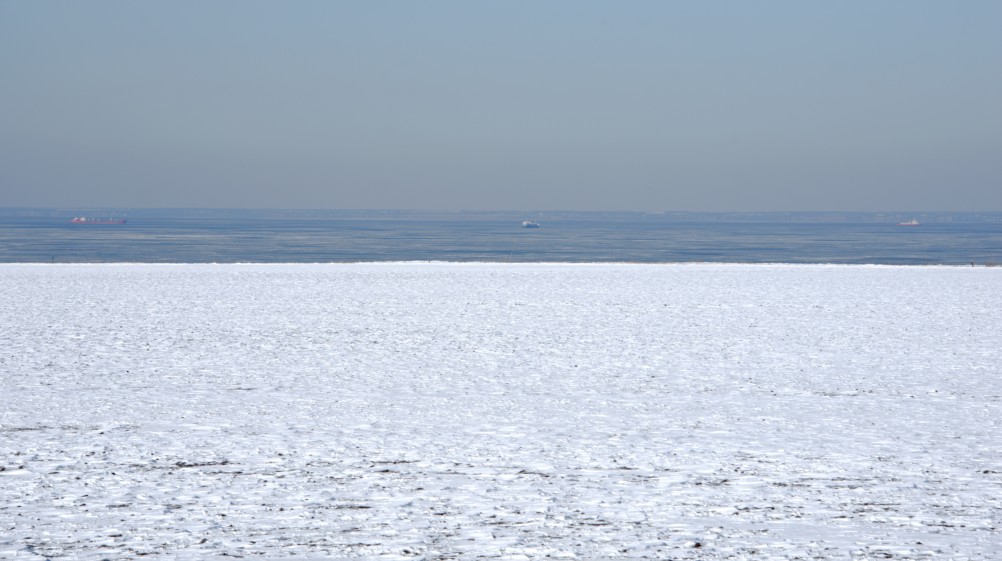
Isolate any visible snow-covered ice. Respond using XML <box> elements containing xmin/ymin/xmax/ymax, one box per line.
<box><xmin>1</xmin><ymin>263</ymin><xmax>1000</xmax><ymax>560</ymax></box>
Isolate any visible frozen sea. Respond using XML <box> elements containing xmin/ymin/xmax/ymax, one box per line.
<box><xmin>1</xmin><ymin>263</ymin><xmax>1000</xmax><ymax>560</ymax></box>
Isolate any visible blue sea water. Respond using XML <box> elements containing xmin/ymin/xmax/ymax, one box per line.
<box><xmin>1</xmin><ymin>210</ymin><xmax>1001</xmax><ymax>265</ymax></box>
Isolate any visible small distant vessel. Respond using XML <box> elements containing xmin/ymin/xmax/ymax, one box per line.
<box><xmin>71</xmin><ymin>217</ymin><xmax>127</xmax><ymax>224</ymax></box>
<box><xmin>897</xmin><ymin>219</ymin><xmax>920</xmax><ymax>226</ymax></box>
<box><xmin>521</xmin><ymin>221</ymin><xmax>540</xmax><ymax>228</ymax></box>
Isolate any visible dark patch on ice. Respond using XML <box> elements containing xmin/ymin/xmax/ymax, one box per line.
<box><xmin>2</xmin><ymin>425</ymin><xmax>53</xmax><ymax>432</ymax></box>
<box><xmin>174</xmin><ymin>460</ymin><xmax>230</xmax><ymax>468</ymax></box>
<box><xmin>694</xmin><ymin>478</ymin><xmax>730</xmax><ymax>486</ymax></box>
<box><xmin>516</xmin><ymin>469</ymin><xmax>551</xmax><ymax>477</ymax></box>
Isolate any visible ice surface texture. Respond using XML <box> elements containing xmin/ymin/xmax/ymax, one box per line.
<box><xmin>1</xmin><ymin>263</ymin><xmax>1000</xmax><ymax>560</ymax></box>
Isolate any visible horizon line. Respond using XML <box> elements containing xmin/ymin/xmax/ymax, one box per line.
<box><xmin>4</xmin><ymin>207</ymin><xmax>1002</xmax><ymax>215</ymax></box>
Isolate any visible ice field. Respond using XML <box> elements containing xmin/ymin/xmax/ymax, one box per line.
<box><xmin>1</xmin><ymin>263</ymin><xmax>1000</xmax><ymax>560</ymax></box>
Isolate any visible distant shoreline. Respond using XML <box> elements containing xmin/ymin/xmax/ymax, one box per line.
<box><xmin>2</xmin><ymin>207</ymin><xmax>1002</xmax><ymax>224</ymax></box>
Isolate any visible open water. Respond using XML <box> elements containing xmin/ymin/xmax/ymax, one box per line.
<box><xmin>2</xmin><ymin>211</ymin><xmax>1001</xmax><ymax>265</ymax></box>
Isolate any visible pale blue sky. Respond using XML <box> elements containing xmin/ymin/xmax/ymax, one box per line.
<box><xmin>2</xmin><ymin>1</ymin><xmax>1000</xmax><ymax>211</ymax></box>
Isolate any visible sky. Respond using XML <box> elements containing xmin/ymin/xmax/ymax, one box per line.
<box><xmin>1</xmin><ymin>1</ymin><xmax>1000</xmax><ymax>212</ymax></box>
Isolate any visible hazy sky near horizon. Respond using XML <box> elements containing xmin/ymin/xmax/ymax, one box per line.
<box><xmin>2</xmin><ymin>2</ymin><xmax>1000</xmax><ymax>211</ymax></box>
